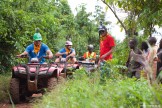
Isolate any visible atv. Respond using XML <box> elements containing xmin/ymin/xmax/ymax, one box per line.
<box><xmin>55</xmin><ymin>57</ymin><xmax>80</xmax><ymax>79</ymax></box>
<box><xmin>10</xmin><ymin>56</ymin><xmax>64</xmax><ymax>104</ymax></box>
<box><xmin>78</xmin><ymin>57</ymin><xmax>98</xmax><ymax>75</ymax></box>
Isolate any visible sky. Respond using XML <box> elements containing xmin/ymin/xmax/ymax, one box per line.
<box><xmin>67</xmin><ymin>0</ymin><xmax>126</xmax><ymax>42</ymax></box>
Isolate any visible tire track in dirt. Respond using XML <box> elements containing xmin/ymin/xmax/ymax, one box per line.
<box><xmin>0</xmin><ymin>103</ymin><xmax>32</xmax><ymax>108</ymax></box>
<box><xmin>0</xmin><ymin>93</ymin><xmax>42</xmax><ymax>108</ymax></box>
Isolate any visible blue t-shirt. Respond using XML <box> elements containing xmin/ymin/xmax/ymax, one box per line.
<box><xmin>25</xmin><ymin>43</ymin><xmax>49</xmax><ymax>63</ymax></box>
<box><xmin>59</xmin><ymin>48</ymin><xmax>75</xmax><ymax>58</ymax></box>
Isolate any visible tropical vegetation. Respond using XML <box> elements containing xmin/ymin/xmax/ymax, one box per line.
<box><xmin>0</xmin><ymin>0</ymin><xmax>162</xmax><ymax>107</ymax></box>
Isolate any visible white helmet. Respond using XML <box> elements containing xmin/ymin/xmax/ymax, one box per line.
<box><xmin>88</xmin><ymin>44</ymin><xmax>94</xmax><ymax>50</ymax></box>
<box><xmin>65</xmin><ymin>41</ymin><xmax>73</xmax><ymax>46</ymax></box>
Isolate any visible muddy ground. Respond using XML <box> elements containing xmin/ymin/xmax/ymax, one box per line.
<box><xmin>0</xmin><ymin>94</ymin><xmax>42</xmax><ymax>108</ymax></box>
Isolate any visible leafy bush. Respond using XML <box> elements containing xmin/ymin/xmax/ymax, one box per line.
<box><xmin>0</xmin><ymin>74</ymin><xmax>10</xmax><ymax>102</ymax></box>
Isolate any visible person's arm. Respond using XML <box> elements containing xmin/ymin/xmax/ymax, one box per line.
<box><xmin>66</xmin><ymin>50</ymin><xmax>76</xmax><ymax>58</ymax></box>
<box><xmin>55</xmin><ymin>51</ymin><xmax>67</xmax><ymax>57</ymax></box>
<box><xmin>17</xmin><ymin>51</ymin><xmax>28</xmax><ymax>57</ymax></box>
<box><xmin>17</xmin><ymin>45</ymin><xmax>30</xmax><ymax>57</ymax></box>
<box><xmin>126</xmin><ymin>51</ymin><xmax>131</xmax><ymax>67</ymax></box>
<box><xmin>55</xmin><ymin>48</ymin><xmax>68</xmax><ymax>57</ymax></box>
<box><xmin>153</xmin><ymin>47</ymin><xmax>158</xmax><ymax>61</ymax></box>
<box><xmin>93</xmin><ymin>52</ymin><xmax>97</xmax><ymax>59</ymax></box>
<box><xmin>100</xmin><ymin>46</ymin><xmax>115</xmax><ymax>60</ymax></box>
<box><xmin>46</xmin><ymin>50</ymin><xmax>53</xmax><ymax>59</ymax></box>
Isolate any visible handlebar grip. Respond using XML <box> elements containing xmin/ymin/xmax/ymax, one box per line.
<box><xmin>16</xmin><ymin>55</ymin><xmax>28</xmax><ymax>58</ymax></box>
<box><xmin>21</xmin><ymin>55</ymin><xmax>28</xmax><ymax>58</ymax></box>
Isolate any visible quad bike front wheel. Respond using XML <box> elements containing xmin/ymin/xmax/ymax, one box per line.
<box><xmin>10</xmin><ymin>78</ymin><xmax>20</xmax><ymax>104</ymax></box>
<box><xmin>47</xmin><ymin>77</ymin><xmax>57</xmax><ymax>91</ymax></box>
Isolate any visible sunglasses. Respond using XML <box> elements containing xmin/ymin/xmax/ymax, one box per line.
<box><xmin>35</xmin><ymin>40</ymin><xmax>41</xmax><ymax>42</ymax></box>
<box><xmin>99</xmin><ymin>30</ymin><xmax>105</xmax><ymax>34</ymax></box>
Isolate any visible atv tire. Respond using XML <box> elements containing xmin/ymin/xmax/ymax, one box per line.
<box><xmin>26</xmin><ymin>92</ymin><xmax>33</xmax><ymax>97</ymax></box>
<box><xmin>10</xmin><ymin>78</ymin><xmax>20</xmax><ymax>104</ymax></box>
<box><xmin>58</xmin><ymin>76</ymin><xmax>65</xmax><ymax>84</ymax></box>
<box><xmin>47</xmin><ymin>77</ymin><xmax>57</xmax><ymax>91</ymax></box>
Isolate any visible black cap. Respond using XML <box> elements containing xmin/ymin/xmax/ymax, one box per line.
<box><xmin>98</xmin><ymin>25</ymin><xmax>107</xmax><ymax>32</ymax></box>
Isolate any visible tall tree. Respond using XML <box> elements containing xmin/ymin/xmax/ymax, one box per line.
<box><xmin>74</xmin><ymin>4</ymin><xmax>100</xmax><ymax>56</ymax></box>
<box><xmin>100</xmin><ymin>0</ymin><xmax>162</xmax><ymax>37</ymax></box>
<box><xmin>0</xmin><ymin>0</ymin><xmax>75</xmax><ymax>73</ymax></box>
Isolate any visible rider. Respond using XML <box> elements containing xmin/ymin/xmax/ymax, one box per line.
<box><xmin>16</xmin><ymin>32</ymin><xmax>53</xmax><ymax>63</ymax></box>
<box><xmin>83</xmin><ymin>44</ymin><xmax>96</xmax><ymax>62</ymax></box>
<box><xmin>55</xmin><ymin>41</ymin><xmax>77</xmax><ymax>63</ymax></box>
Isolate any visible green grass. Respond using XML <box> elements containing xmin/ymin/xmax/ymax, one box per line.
<box><xmin>0</xmin><ymin>74</ymin><xmax>10</xmax><ymax>102</ymax></box>
<box><xmin>1</xmin><ymin>60</ymin><xmax>161</xmax><ymax>108</ymax></box>
<box><xmin>33</xmin><ymin>69</ymin><xmax>162</xmax><ymax>108</ymax></box>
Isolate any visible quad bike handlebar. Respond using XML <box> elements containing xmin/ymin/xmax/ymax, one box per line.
<box><xmin>55</xmin><ymin>55</ymin><xmax>75</xmax><ymax>63</ymax></box>
<box><xmin>16</xmin><ymin>54</ymin><xmax>51</xmax><ymax>59</ymax></box>
<box><xmin>78</xmin><ymin>61</ymin><xmax>95</xmax><ymax>65</ymax></box>
<box><xmin>78</xmin><ymin>56</ymin><xmax>96</xmax><ymax>61</ymax></box>
<box><xmin>16</xmin><ymin>55</ymin><xmax>52</xmax><ymax>64</ymax></box>
<box><xmin>16</xmin><ymin>54</ymin><xmax>28</xmax><ymax>58</ymax></box>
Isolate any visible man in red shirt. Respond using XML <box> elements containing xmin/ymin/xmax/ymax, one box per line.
<box><xmin>99</xmin><ymin>25</ymin><xmax>115</xmax><ymax>62</ymax></box>
<box><xmin>98</xmin><ymin>25</ymin><xmax>115</xmax><ymax>82</ymax></box>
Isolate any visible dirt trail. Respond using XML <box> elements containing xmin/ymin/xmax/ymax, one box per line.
<box><xmin>0</xmin><ymin>103</ymin><xmax>32</xmax><ymax>108</ymax></box>
<box><xmin>0</xmin><ymin>94</ymin><xmax>42</xmax><ymax>108</ymax></box>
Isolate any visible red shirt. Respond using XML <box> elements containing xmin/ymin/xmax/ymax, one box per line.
<box><xmin>100</xmin><ymin>34</ymin><xmax>115</xmax><ymax>61</ymax></box>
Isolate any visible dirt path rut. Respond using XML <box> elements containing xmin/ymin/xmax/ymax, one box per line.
<box><xmin>0</xmin><ymin>93</ymin><xmax>42</xmax><ymax>108</ymax></box>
